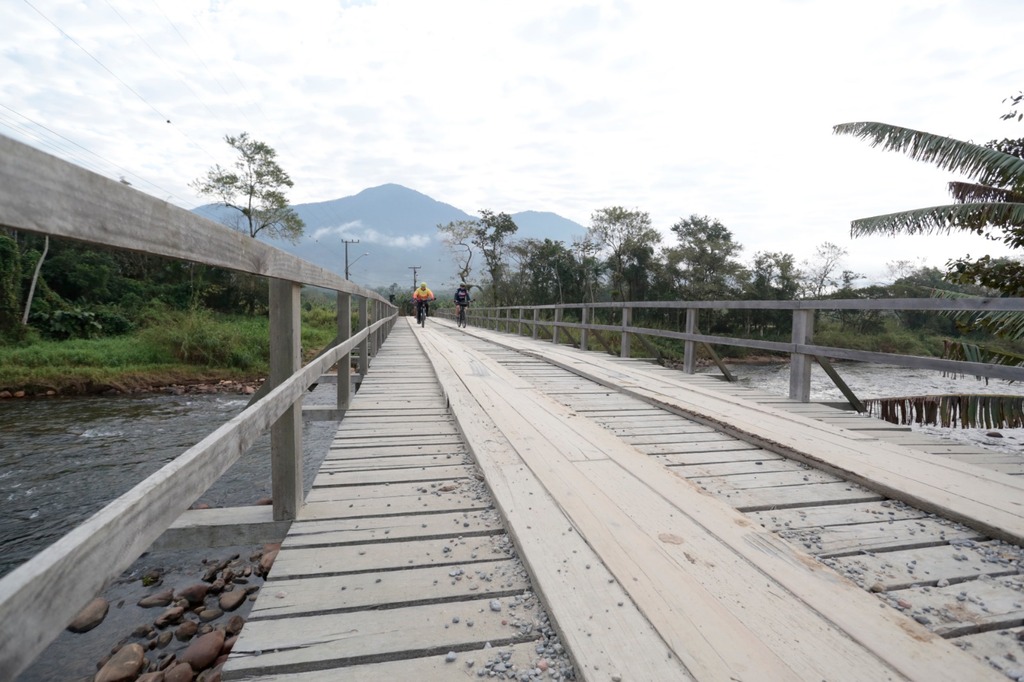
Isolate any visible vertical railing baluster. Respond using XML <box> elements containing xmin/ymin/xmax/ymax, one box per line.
<box><xmin>337</xmin><ymin>291</ymin><xmax>352</xmax><ymax>410</ymax></box>
<box><xmin>621</xmin><ymin>306</ymin><xmax>631</xmax><ymax>358</ymax></box>
<box><xmin>683</xmin><ymin>308</ymin><xmax>697</xmax><ymax>374</ymax></box>
<box><xmin>358</xmin><ymin>297</ymin><xmax>369</xmax><ymax>378</ymax></box>
<box><xmin>790</xmin><ymin>308</ymin><xmax>813</xmax><ymax>402</ymax></box>
<box><xmin>553</xmin><ymin>307</ymin><xmax>562</xmax><ymax>345</ymax></box>
<box><xmin>532</xmin><ymin>308</ymin><xmax>539</xmax><ymax>339</ymax></box>
<box><xmin>269</xmin><ymin>279</ymin><xmax>303</xmax><ymax>521</ymax></box>
<box><xmin>580</xmin><ymin>307</ymin><xmax>589</xmax><ymax>351</ymax></box>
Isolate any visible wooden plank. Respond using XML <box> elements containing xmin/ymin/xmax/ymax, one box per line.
<box><xmin>748</xmin><ymin>501</ymin><xmax>929</xmax><ymax>531</ymax></box>
<box><xmin>313</xmin><ymin>464</ymin><xmax>473</xmax><ymax>486</ymax></box>
<box><xmin>885</xmin><ymin>575</ymin><xmax>1024</xmax><ymax>636</ymax></box>
<box><xmin>284</xmin><ymin>510</ymin><xmax>503</xmax><ymax>546</ymax></box>
<box><xmin>228</xmin><ymin>641</ymin><xmax>547</xmax><ymax>681</ymax></box>
<box><xmin>688</xmin><ymin>469</ymin><xmax>843</xmax><ymax>489</ymax></box>
<box><xmin>253</xmin><ymin>559</ymin><xmax>528</xmax><ymax>617</ymax></box>
<box><xmin>419</xmin><ymin>327</ymin><xmax>1001</xmax><ymax>681</ymax></box>
<box><xmin>319</xmin><ymin>454</ymin><xmax>473</xmax><ymax>472</ymax></box>
<box><xmin>825</xmin><ymin>542</ymin><xmax>1022</xmax><ymax>591</ymax></box>
<box><xmin>298</xmin><ymin>494</ymin><xmax>488</xmax><ymax>520</ymax></box>
<box><xmin>952</xmin><ymin>627</ymin><xmax>1024</xmax><ymax>679</ymax></box>
<box><xmin>697</xmin><ymin>480</ymin><xmax>885</xmax><ymax>512</ymax></box>
<box><xmin>777</xmin><ymin>517</ymin><xmax>984</xmax><ymax>557</ymax></box>
<box><xmin>270</xmin><ymin>533</ymin><xmax>509</xmax><ymax>581</ymax></box>
<box><xmin>222</xmin><ymin>596</ymin><xmax>535</xmax><ymax>677</ymax></box>
<box><xmin>325</xmin><ymin>443</ymin><xmax>467</xmax><ymax>459</ymax></box>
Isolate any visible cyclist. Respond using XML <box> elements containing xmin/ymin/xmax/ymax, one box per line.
<box><xmin>412</xmin><ymin>282</ymin><xmax>435</xmax><ymax>322</ymax></box>
<box><xmin>453</xmin><ymin>283</ymin><xmax>471</xmax><ymax>326</ymax></box>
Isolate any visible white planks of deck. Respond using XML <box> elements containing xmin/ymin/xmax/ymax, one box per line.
<box><xmin>224</xmin><ymin>318</ymin><xmax>1021</xmax><ymax>681</ymax></box>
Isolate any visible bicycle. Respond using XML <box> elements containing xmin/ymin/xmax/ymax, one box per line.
<box><xmin>417</xmin><ymin>300</ymin><xmax>429</xmax><ymax>327</ymax></box>
<box><xmin>456</xmin><ymin>303</ymin><xmax>468</xmax><ymax>328</ymax></box>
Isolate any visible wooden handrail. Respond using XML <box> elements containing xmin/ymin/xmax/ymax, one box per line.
<box><xmin>0</xmin><ymin>317</ymin><xmax>392</xmax><ymax>679</ymax></box>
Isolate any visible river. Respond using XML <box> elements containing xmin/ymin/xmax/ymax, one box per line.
<box><xmin>2</xmin><ymin>362</ymin><xmax>1022</xmax><ymax>679</ymax></box>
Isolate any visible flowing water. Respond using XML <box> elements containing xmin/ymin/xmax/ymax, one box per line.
<box><xmin>2</xmin><ymin>383</ymin><xmax>342</xmax><ymax>681</ymax></box>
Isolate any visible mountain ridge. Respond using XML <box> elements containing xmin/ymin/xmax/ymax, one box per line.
<box><xmin>194</xmin><ymin>184</ymin><xmax>586</xmax><ymax>290</ymax></box>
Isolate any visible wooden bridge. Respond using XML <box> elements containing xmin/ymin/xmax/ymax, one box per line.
<box><xmin>3</xmin><ymin>134</ymin><xmax>1024</xmax><ymax>681</ymax></box>
<box><xmin>206</xmin><ymin>317</ymin><xmax>1024</xmax><ymax>681</ymax></box>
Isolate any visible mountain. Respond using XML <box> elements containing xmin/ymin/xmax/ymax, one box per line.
<box><xmin>194</xmin><ymin>184</ymin><xmax>586</xmax><ymax>291</ymax></box>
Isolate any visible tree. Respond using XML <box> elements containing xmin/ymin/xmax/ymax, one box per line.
<box><xmin>587</xmin><ymin>207</ymin><xmax>660</xmax><ymax>301</ymax></box>
<box><xmin>832</xmin><ymin>121</ymin><xmax>1024</xmax><ymax>295</ymax></box>
<box><xmin>192</xmin><ymin>132</ymin><xmax>305</xmax><ymax>243</ymax></box>
<box><xmin>800</xmin><ymin>241</ymin><xmax>849</xmax><ymax>298</ymax></box>
<box><xmin>665</xmin><ymin>215</ymin><xmax>745</xmax><ymax>301</ymax></box>
<box><xmin>472</xmin><ymin>210</ymin><xmax>518</xmax><ymax>305</ymax></box>
<box><xmin>437</xmin><ymin>219</ymin><xmax>477</xmax><ymax>285</ymax></box>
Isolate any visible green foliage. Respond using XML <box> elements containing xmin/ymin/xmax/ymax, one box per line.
<box><xmin>31</xmin><ymin>308</ymin><xmax>103</xmax><ymax>340</ymax></box>
<box><xmin>137</xmin><ymin>308</ymin><xmax>266</xmax><ymax>369</ymax></box>
<box><xmin>0</xmin><ymin>235</ymin><xmax>22</xmax><ymax>339</ymax></box>
<box><xmin>191</xmin><ymin>132</ymin><xmax>305</xmax><ymax>243</ymax></box>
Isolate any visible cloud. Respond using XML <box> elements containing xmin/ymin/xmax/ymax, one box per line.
<box><xmin>313</xmin><ymin>221</ymin><xmax>434</xmax><ymax>248</ymax></box>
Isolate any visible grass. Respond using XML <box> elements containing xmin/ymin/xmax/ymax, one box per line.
<box><xmin>0</xmin><ymin>305</ymin><xmax>344</xmax><ymax>396</ymax></box>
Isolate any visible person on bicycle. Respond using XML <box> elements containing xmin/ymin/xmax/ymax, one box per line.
<box><xmin>412</xmin><ymin>282</ymin><xmax>435</xmax><ymax>320</ymax></box>
<box><xmin>453</xmin><ymin>283</ymin><xmax>471</xmax><ymax>317</ymax></box>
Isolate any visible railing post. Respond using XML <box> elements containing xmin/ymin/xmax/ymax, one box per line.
<box><xmin>683</xmin><ymin>308</ymin><xmax>697</xmax><ymax>374</ymax></box>
<box><xmin>269</xmin><ymin>278</ymin><xmax>303</xmax><ymax>521</ymax></box>
<box><xmin>790</xmin><ymin>308</ymin><xmax>813</xmax><ymax>402</ymax></box>
<box><xmin>375</xmin><ymin>301</ymin><xmax>384</xmax><ymax>351</ymax></box>
<box><xmin>621</xmin><ymin>306</ymin><xmax>631</xmax><ymax>358</ymax></box>
<box><xmin>553</xmin><ymin>307</ymin><xmax>562</xmax><ymax>345</ymax></box>
<box><xmin>580</xmin><ymin>307</ymin><xmax>589</xmax><ymax>351</ymax></box>
<box><xmin>337</xmin><ymin>291</ymin><xmax>352</xmax><ymax>410</ymax></box>
<box><xmin>358</xmin><ymin>296</ymin><xmax>369</xmax><ymax>377</ymax></box>
<box><xmin>517</xmin><ymin>307</ymin><xmax>524</xmax><ymax>336</ymax></box>
<box><xmin>532</xmin><ymin>308</ymin><xmax>539</xmax><ymax>339</ymax></box>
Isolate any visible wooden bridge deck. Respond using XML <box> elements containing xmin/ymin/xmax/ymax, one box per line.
<box><xmin>223</xmin><ymin>318</ymin><xmax>1024</xmax><ymax>681</ymax></box>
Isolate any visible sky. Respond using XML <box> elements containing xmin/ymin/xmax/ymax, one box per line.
<box><xmin>3</xmin><ymin>0</ymin><xmax>1022</xmax><ymax>284</ymax></box>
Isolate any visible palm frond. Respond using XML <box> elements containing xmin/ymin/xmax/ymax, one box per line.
<box><xmin>850</xmin><ymin>202</ymin><xmax>1024</xmax><ymax>237</ymax></box>
<box><xmin>947</xmin><ymin>181</ymin><xmax>1024</xmax><ymax>204</ymax></box>
<box><xmin>834</xmin><ymin>122</ymin><xmax>1024</xmax><ymax>186</ymax></box>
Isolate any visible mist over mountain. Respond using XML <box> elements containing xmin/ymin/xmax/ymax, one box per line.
<box><xmin>194</xmin><ymin>184</ymin><xmax>585</xmax><ymax>290</ymax></box>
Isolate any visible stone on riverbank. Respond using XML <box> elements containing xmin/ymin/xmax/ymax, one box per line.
<box><xmin>179</xmin><ymin>629</ymin><xmax>225</xmax><ymax>671</ymax></box>
<box><xmin>67</xmin><ymin>597</ymin><xmax>109</xmax><ymax>633</ymax></box>
<box><xmin>94</xmin><ymin>643</ymin><xmax>146</xmax><ymax>682</ymax></box>
<box><xmin>138</xmin><ymin>589</ymin><xmax>174</xmax><ymax>608</ymax></box>
<box><xmin>219</xmin><ymin>587</ymin><xmax>247</xmax><ymax>612</ymax></box>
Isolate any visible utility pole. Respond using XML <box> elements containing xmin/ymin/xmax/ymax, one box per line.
<box><xmin>342</xmin><ymin>239</ymin><xmax>360</xmax><ymax>279</ymax></box>
<box><xmin>409</xmin><ymin>265</ymin><xmax>421</xmax><ymax>291</ymax></box>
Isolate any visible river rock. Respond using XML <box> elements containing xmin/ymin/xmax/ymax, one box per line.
<box><xmin>259</xmin><ymin>549</ymin><xmax>279</xmax><ymax>575</ymax></box>
<box><xmin>67</xmin><ymin>597</ymin><xmax>109</xmax><ymax>633</ymax></box>
<box><xmin>94</xmin><ymin>643</ymin><xmax>146</xmax><ymax>682</ymax></box>
<box><xmin>156</xmin><ymin>630</ymin><xmax>173</xmax><ymax>648</ymax></box>
<box><xmin>199</xmin><ymin>607</ymin><xmax>223</xmax><ymax>622</ymax></box>
<box><xmin>155</xmin><ymin>605</ymin><xmax>185</xmax><ymax>628</ymax></box>
<box><xmin>137</xmin><ymin>672</ymin><xmax>165</xmax><ymax>682</ymax></box>
<box><xmin>225</xmin><ymin>615</ymin><xmax>245</xmax><ymax>636</ymax></box>
<box><xmin>176</xmin><ymin>583</ymin><xmax>209</xmax><ymax>606</ymax></box>
<box><xmin>175</xmin><ymin>619</ymin><xmax>199</xmax><ymax>641</ymax></box>
<box><xmin>178</xmin><ymin>629</ymin><xmax>225</xmax><ymax>671</ymax></box>
<box><xmin>219</xmin><ymin>588</ymin><xmax>247</xmax><ymax>612</ymax></box>
<box><xmin>138</xmin><ymin>589</ymin><xmax>174</xmax><ymax>608</ymax></box>
<box><xmin>164</xmin><ymin>662</ymin><xmax>194</xmax><ymax>682</ymax></box>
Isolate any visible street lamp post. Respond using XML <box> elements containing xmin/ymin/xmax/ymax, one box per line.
<box><xmin>347</xmin><ymin>252</ymin><xmax>368</xmax><ymax>279</ymax></box>
<box><xmin>342</xmin><ymin>238</ymin><xmax>360</xmax><ymax>279</ymax></box>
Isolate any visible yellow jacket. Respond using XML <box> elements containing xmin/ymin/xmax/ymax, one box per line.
<box><xmin>413</xmin><ymin>286</ymin><xmax>434</xmax><ymax>301</ymax></box>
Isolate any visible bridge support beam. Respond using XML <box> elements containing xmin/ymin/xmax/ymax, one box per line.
<box><xmin>789</xmin><ymin>308</ymin><xmax>813</xmax><ymax>402</ymax></box>
<box><xmin>269</xmin><ymin>278</ymin><xmax>303</xmax><ymax>521</ymax></box>
<box><xmin>621</xmin><ymin>306</ymin><xmax>632</xmax><ymax>358</ymax></box>
<box><xmin>358</xmin><ymin>297</ymin><xmax>369</xmax><ymax>377</ymax></box>
<box><xmin>338</xmin><ymin>291</ymin><xmax>352</xmax><ymax>410</ymax></box>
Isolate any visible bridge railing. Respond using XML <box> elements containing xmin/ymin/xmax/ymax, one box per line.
<box><xmin>442</xmin><ymin>298</ymin><xmax>1024</xmax><ymax>403</ymax></box>
<box><xmin>0</xmin><ymin>134</ymin><xmax>397</xmax><ymax>678</ymax></box>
